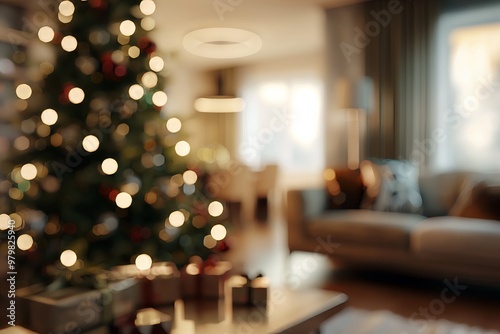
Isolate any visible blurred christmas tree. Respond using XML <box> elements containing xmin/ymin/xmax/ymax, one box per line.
<box><xmin>1</xmin><ymin>0</ymin><xmax>227</xmax><ymax>282</ymax></box>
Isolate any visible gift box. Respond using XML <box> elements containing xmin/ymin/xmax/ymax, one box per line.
<box><xmin>180</xmin><ymin>260</ymin><xmax>232</xmax><ymax>299</ymax></box>
<box><xmin>112</xmin><ymin>262</ymin><xmax>181</xmax><ymax>307</ymax></box>
<box><xmin>16</xmin><ymin>283</ymin><xmax>45</xmax><ymax>328</ymax></box>
<box><xmin>230</xmin><ymin>274</ymin><xmax>269</xmax><ymax>307</ymax></box>
<box><xmin>106</xmin><ymin>277</ymin><xmax>141</xmax><ymax>319</ymax></box>
<box><xmin>27</xmin><ymin>287</ymin><xmax>103</xmax><ymax>334</ymax></box>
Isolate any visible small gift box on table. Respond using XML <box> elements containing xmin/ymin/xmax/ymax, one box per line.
<box><xmin>112</xmin><ymin>262</ymin><xmax>181</xmax><ymax>307</ymax></box>
<box><xmin>27</xmin><ymin>287</ymin><xmax>103</xmax><ymax>334</ymax></box>
<box><xmin>180</xmin><ymin>258</ymin><xmax>232</xmax><ymax>299</ymax></box>
<box><xmin>230</xmin><ymin>274</ymin><xmax>269</xmax><ymax>307</ymax></box>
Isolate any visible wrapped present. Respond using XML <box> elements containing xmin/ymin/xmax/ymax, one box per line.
<box><xmin>250</xmin><ymin>276</ymin><xmax>269</xmax><ymax>306</ymax></box>
<box><xmin>27</xmin><ymin>287</ymin><xmax>103</xmax><ymax>334</ymax></box>
<box><xmin>180</xmin><ymin>259</ymin><xmax>232</xmax><ymax>299</ymax></box>
<box><xmin>229</xmin><ymin>275</ymin><xmax>250</xmax><ymax>306</ymax></box>
<box><xmin>106</xmin><ymin>277</ymin><xmax>141</xmax><ymax>319</ymax></box>
<box><xmin>230</xmin><ymin>274</ymin><xmax>269</xmax><ymax>307</ymax></box>
<box><xmin>112</xmin><ymin>262</ymin><xmax>180</xmax><ymax>307</ymax></box>
<box><xmin>16</xmin><ymin>283</ymin><xmax>45</xmax><ymax>328</ymax></box>
<box><xmin>110</xmin><ymin>308</ymin><xmax>172</xmax><ymax>334</ymax></box>
<box><xmin>180</xmin><ymin>263</ymin><xmax>201</xmax><ymax>298</ymax></box>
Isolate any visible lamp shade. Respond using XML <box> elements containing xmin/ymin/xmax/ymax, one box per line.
<box><xmin>194</xmin><ymin>96</ymin><xmax>245</xmax><ymax>113</ymax></box>
<box><xmin>335</xmin><ymin>77</ymin><xmax>374</xmax><ymax>111</ymax></box>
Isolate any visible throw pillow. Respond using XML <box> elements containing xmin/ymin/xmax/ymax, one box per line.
<box><xmin>449</xmin><ymin>176</ymin><xmax>500</xmax><ymax>221</ymax></box>
<box><xmin>324</xmin><ymin>167</ymin><xmax>364</xmax><ymax>209</ymax></box>
<box><xmin>359</xmin><ymin>159</ymin><xmax>423</xmax><ymax>214</ymax></box>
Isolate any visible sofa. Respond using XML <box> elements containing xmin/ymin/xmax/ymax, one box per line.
<box><xmin>286</xmin><ymin>170</ymin><xmax>500</xmax><ymax>286</ymax></box>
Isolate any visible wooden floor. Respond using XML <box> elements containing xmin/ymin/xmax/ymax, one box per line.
<box><xmin>223</xmin><ymin>204</ymin><xmax>500</xmax><ymax>332</ymax></box>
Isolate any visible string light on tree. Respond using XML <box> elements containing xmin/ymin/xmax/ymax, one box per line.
<box><xmin>208</xmin><ymin>201</ymin><xmax>224</xmax><ymax>217</ymax></box>
<box><xmin>141</xmin><ymin>72</ymin><xmax>158</xmax><ymax>88</ymax></box>
<box><xmin>82</xmin><ymin>135</ymin><xmax>100</xmax><ymax>153</ymax></box>
<box><xmin>59</xmin><ymin>1</ymin><xmax>75</xmax><ymax>16</ymax></box>
<box><xmin>38</xmin><ymin>26</ymin><xmax>55</xmax><ymax>43</ymax></box>
<box><xmin>166</xmin><ymin>118</ymin><xmax>181</xmax><ymax>133</ymax></box>
<box><xmin>168</xmin><ymin>211</ymin><xmax>185</xmax><ymax>227</ymax></box>
<box><xmin>175</xmin><ymin>141</ymin><xmax>190</xmax><ymax>157</ymax></box>
<box><xmin>128</xmin><ymin>46</ymin><xmax>140</xmax><ymax>58</ymax></box>
<box><xmin>20</xmin><ymin>163</ymin><xmax>38</xmax><ymax>181</ymax></box>
<box><xmin>203</xmin><ymin>235</ymin><xmax>217</xmax><ymax>249</ymax></box>
<box><xmin>115</xmin><ymin>192</ymin><xmax>133</xmax><ymax>209</ymax></box>
<box><xmin>149</xmin><ymin>56</ymin><xmax>164</xmax><ymax>72</ymax></box>
<box><xmin>120</xmin><ymin>20</ymin><xmax>136</xmax><ymax>36</ymax></box>
<box><xmin>68</xmin><ymin>87</ymin><xmax>85</xmax><ymax>104</ymax></box>
<box><xmin>60</xmin><ymin>250</ymin><xmax>77</xmax><ymax>267</ymax></box>
<box><xmin>129</xmin><ymin>84</ymin><xmax>144</xmax><ymax>100</ymax></box>
<box><xmin>41</xmin><ymin>108</ymin><xmax>58</xmax><ymax>126</ymax></box>
<box><xmin>101</xmin><ymin>158</ymin><xmax>118</xmax><ymax>175</ymax></box>
<box><xmin>210</xmin><ymin>224</ymin><xmax>227</xmax><ymax>241</ymax></box>
<box><xmin>152</xmin><ymin>91</ymin><xmax>168</xmax><ymax>107</ymax></box>
<box><xmin>61</xmin><ymin>35</ymin><xmax>78</xmax><ymax>52</ymax></box>
<box><xmin>17</xmin><ymin>234</ymin><xmax>34</xmax><ymax>251</ymax></box>
<box><xmin>183</xmin><ymin>170</ymin><xmax>197</xmax><ymax>185</ymax></box>
<box><xmin>135</xmin><ymin>253</ymin><xmax>152</xmax><ymax>271</ymax></box>
<box><xmin>141</xmin><ymin>17</ymin><xmax>155</xmax><ymax>31</ymax></box>
<box><xmin>16</xmin><ymin>84</ymin><xmax>32</xmax><ymax>100</ymax></box>
<box><xmin>139</xmin><ymin>0</ymin><xmax>156</xmax><ymax>15</ymax></box>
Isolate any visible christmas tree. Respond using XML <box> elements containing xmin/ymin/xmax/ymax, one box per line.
<box><xmin>1</xmin><ymin>0</ymin><xmax>227</xmax><ymax>282</ymax></box>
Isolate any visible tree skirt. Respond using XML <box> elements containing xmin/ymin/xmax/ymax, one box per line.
<box><xmin>322</xmin><ymin>308</ymin><xmax>499</xmax><ymax>334</ymax></box>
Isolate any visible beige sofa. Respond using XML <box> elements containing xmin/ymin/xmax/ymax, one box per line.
<box><xmin>286</xmin><ymin>171</ymin><xmax>500</xmax><ymax>286</ymax></box>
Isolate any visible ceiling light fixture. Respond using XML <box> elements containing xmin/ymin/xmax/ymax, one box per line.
<box><xmin>183</xmin><ymin>28</ymin><xmax>262</xmax><ymax>59</ymax></box>
<box><xmin>194</xmin><ymin>70</ymin><xmax>245</xmax><ymax>113</ymax></box>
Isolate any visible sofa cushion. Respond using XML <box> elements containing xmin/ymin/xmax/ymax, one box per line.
<box><xmin>307</xmin><ymin>210</ymin><xmax>426</xmax><ymax>249</ymax></box>
<box><xmin>411</xmin><ymin>217</ymin><xmax>500</xmax><ymax>262</ymax></box>
<box><xmin>324</xmin><ymin>168</ymin><xmax>364</xmax><ymax>210</ymax></box>
<box><xmin>449</xmin><ymin>175</ymin><xmax>500</xmax><ymax>221</ymax></box>
<box><xmin>418</xmin><ymin>171</ymin><xmax>470</xmax><ymax>217</ymax></box>
<box><xmin>360</xmin><ymin>160</ymin><xmax>423</xmax><ymax>214</ymax></box>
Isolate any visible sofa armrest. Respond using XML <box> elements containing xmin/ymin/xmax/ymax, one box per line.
<box><xmin>286</xmin><ymin>188</ymin><xmax>328</xmax><ymax>252</ymax></box>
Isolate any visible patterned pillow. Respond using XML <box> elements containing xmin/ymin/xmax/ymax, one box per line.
<box><xmin>360</xmin><ymin>159</ymin><xmax>423</xmax><ymax>214</ymax></box>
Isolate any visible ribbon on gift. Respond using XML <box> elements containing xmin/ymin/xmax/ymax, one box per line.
<box><xmin>230</xmin><ymin>273</ymin><xmax>269</xmax><ymax>306</ymax></box>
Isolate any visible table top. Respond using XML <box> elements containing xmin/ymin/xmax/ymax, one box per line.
<box><xmin>156</xmin><ymin>287</ymin><xmax>348</xmax><ymax>334</ymax></box>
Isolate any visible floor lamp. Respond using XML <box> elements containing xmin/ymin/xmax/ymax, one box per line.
<box><xmin>335</xmin><ymin>77</ymin><xmax>373</xmax><ymax>169</ymax></box>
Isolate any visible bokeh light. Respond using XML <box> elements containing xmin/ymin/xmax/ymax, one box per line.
<box><xmin>129</xmin><ymin>84</ymin><xmax>144</xmax><ymax>100</ymax></box>
<box><xmin>59</xmin><ymin>0</ymin><xmax>75</xmax><ymax>15</ymax></box>
<box><xmin>82</xmin><ymin>135</ymin><xmax>100</xmax><ymax>152</ymax></box>
<box><xmin>60</xmin><ymin>250</ymin><xmax>77</xmax><ymax>267</ymax></box>
<box><xmin>16</xmin><ymin>84</ymin><xmax>32</xmax><ymax>100</ymax></box>
<box><xmin>61</xmin><ymin>35</ymin><xmax>78</xmax><ymax>52</ymax></box>
<box><xmin>203</xmin><ymin>235</ymin><xmax>217</xmax><ymax>249</ymax></box>
<box><xmin>20</xmin><ymin>163</ymin><xmax>37</xmax><ymax>180</ymax></box>
<box><xmin>41</xmin><ymin>108</ymin><xmax>58</xmax><ymax>126</ymax></box>
<box><xmin>152</xmin><ymin>91</ymin><xmax>168</xmax><ymax>107</ymax></box>
<box><xmin>182</xmin><ymin>170</ymin><xmax>198</xmax><ymax>185</ymax></box>
<box><xmin>17</xmin><ymin>234</ymin><xmax>34</xmax><ymax>251</ymax></box>
<box><xmin>141</xmin><ymin>72</ymin><xmax>158</xmax><ymax>88</ymax></box>
<box><xmin>135</xmin><ymin>253</ymin><xmax>152</xmax><ymax>271</ymax></box>
<box><xmin>168</xmin><ymin>211</ymin><xmax>185</xmax><ymax>227</ymax></box>
<box><xmin>101</xmin><ymin>158</ymin><xmax>118</xmax><ymax>175</ymax></box>
<box><xmin>68</xmin><ymin>87</ymin><xmax>85</xmax><ymax>104</ymax></box>
<box><xmin>140</xmin><ymin>0</ymin><xmax>156</xmax><ymax>15</ymax></box>
<box><xmin>166</xmin><ymin>118</ymin><xmax>181</xmax><ymax>133</ymax></box>
<box><xmin>115</xmin><ymin>192</ymin><xmax>133</xmax><ymax>209</ymax></box>
<box><xmin>120</xmin><ymin>20</ymin><xmax>136</xmax><ymax>36</ymax></box>
<box><xmin>128</xmin><ymin>46</ymin><xmax>140</xmax><ymax>58</ymax></box>
<box><xmin>149</xmin><ymin>56</ymin><xmax>164</xmax><ymax>72</ymax></box>
<box><xmin>38</xmin><ymin>26</ymin><xmax>55</xmax><ymax>43</ymax></box>
<box><xmin>141</xmin><ymin>17</ymin><xmax>155</xmax><ymax>31</ymax></box>
<box><xmin>210</xmin><ymin>224</ymin><xmax>227</xmax><ymax>241</ymax></box>
<box><xmin>208</xmin><ymin>201</ymin><xmax>224</xmax><ymax>217</ymax></box>
<box><xmin>175</xmin><ymin>141</ymin><xmax>190</xmax><ymax>157</ymax></box>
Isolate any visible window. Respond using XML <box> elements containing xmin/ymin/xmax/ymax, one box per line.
<box><xmin>433</xmin><ymin>5</ymin><xmax>500</xmax><ymax>172</ymax></box>
<box><xmin>238</xmin><ymin>78</ymin><xmax>324</xmax><ymax>175</ymax></box>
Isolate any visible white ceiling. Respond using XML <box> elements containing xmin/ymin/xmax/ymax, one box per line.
<box><xmin>151</xmin><ymin>0</ymin><xmax>364</xmax><ymax>71</ymax></box>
